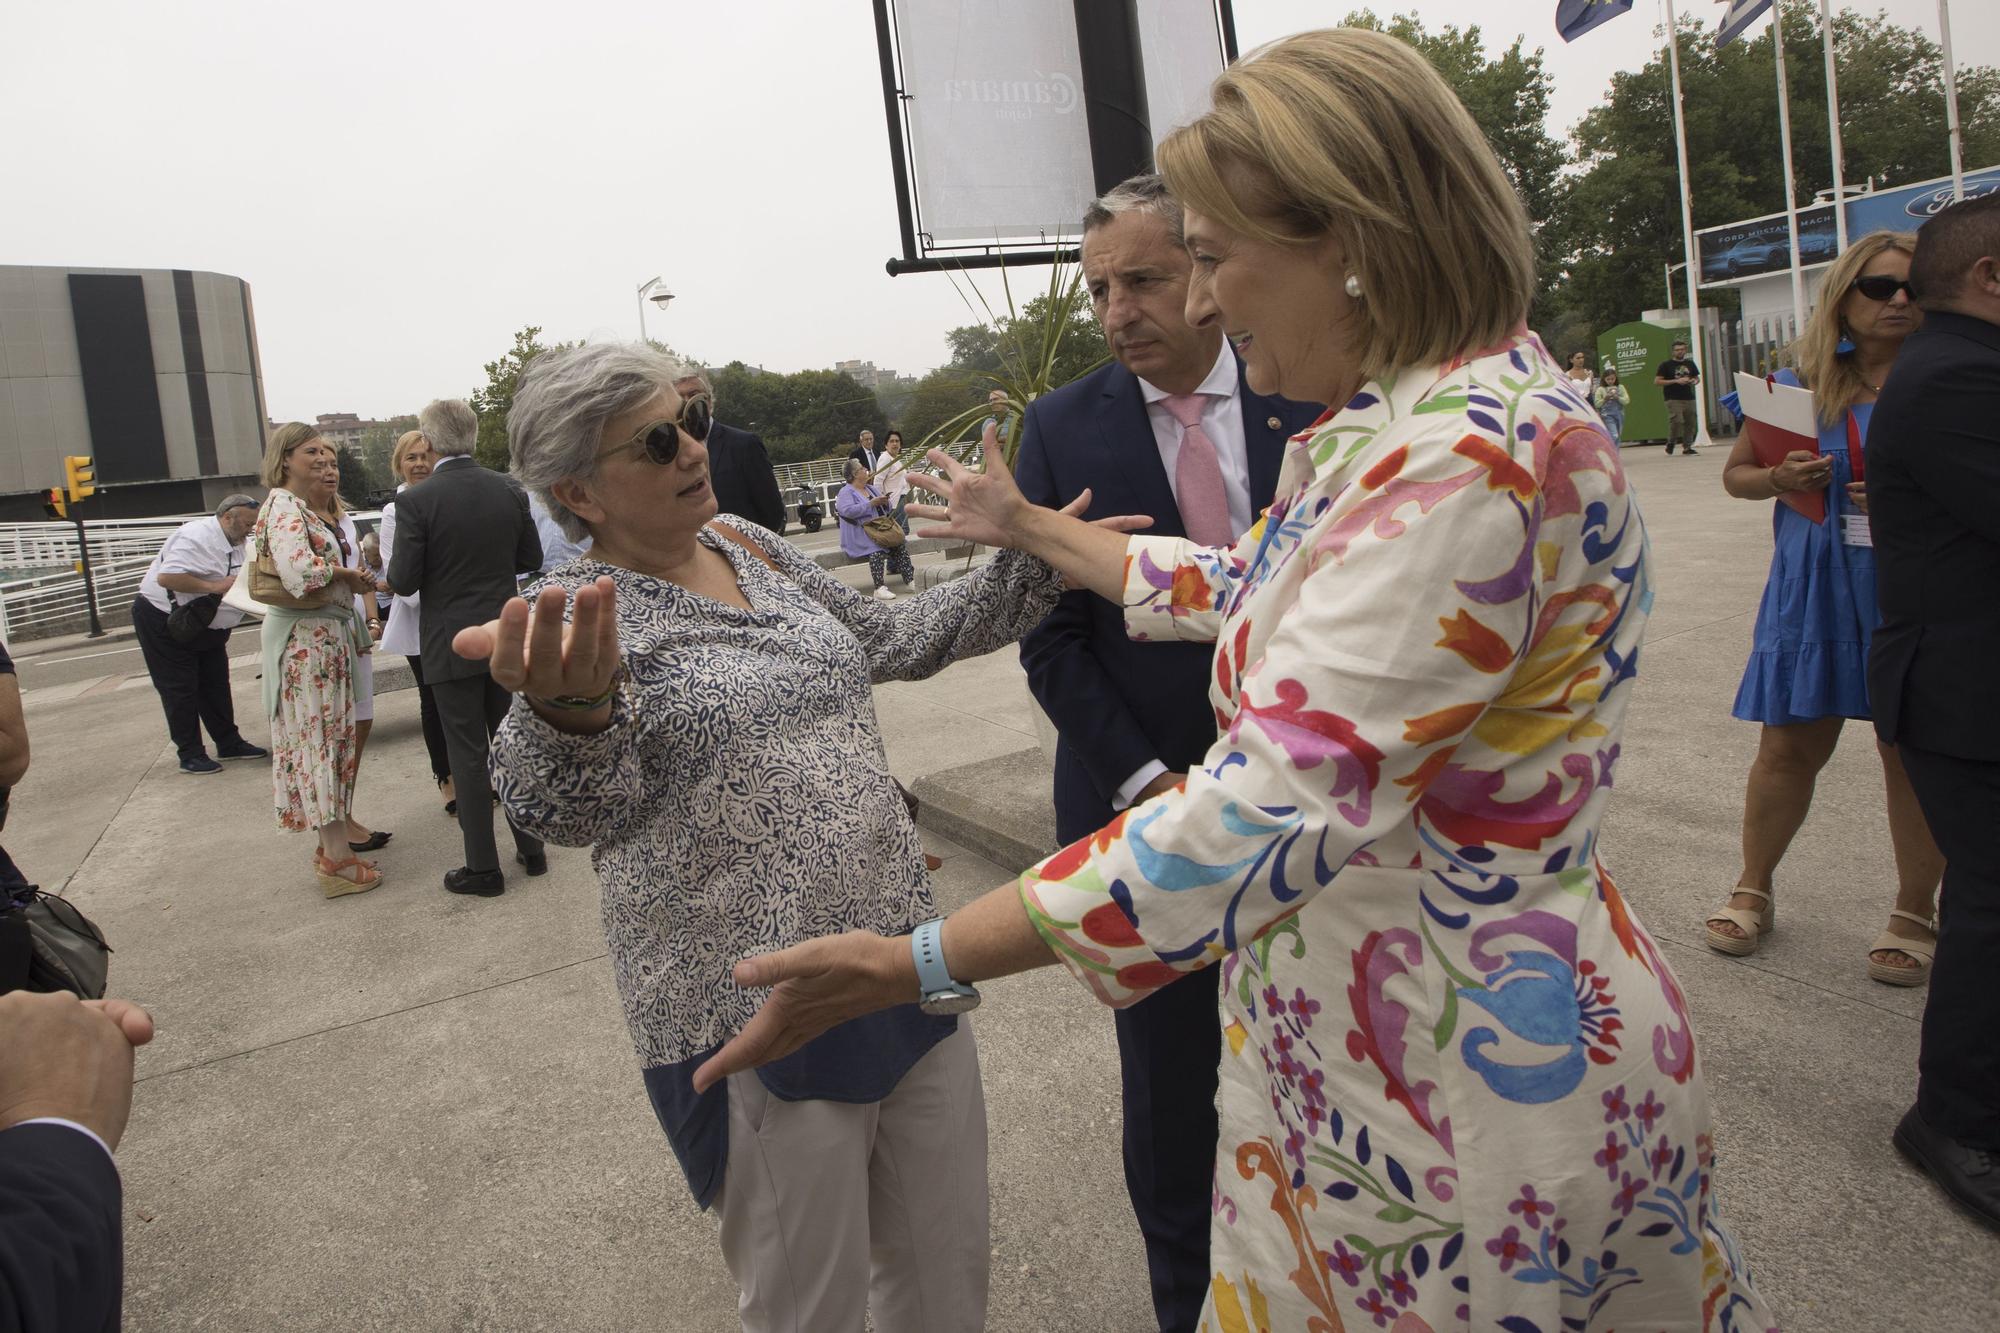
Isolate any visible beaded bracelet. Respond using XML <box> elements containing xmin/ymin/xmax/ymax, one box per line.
<box><xmin>531</xmin><ymin>670</ymin><xmax>621</xmax><ymax>712</ymax></box>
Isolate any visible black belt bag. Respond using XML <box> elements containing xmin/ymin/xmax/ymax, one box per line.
<box><xmin>165</xmin><ymin>590</ymin><xmax>222</xmax><ymax>644</ymax></box>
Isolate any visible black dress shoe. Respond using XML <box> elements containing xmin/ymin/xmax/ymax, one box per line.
<box><xmin>1894</xmin><ymin>1104</ymin><xmax>2000</xmax><ymax>1233</ymax></box>
<box><xmin>514</xmin><ymin>850</ymin><xmax>548</xmax><ymax>877</ymax></box>
<box><xmin>349</xmin><ymin>830</ymin><xmax>392</xmax><ymax>853</ymax></box>
<box><xmin>444</xmin><ymin>866</ymin><xmax>506</xmax><ymax>897</ymax></box>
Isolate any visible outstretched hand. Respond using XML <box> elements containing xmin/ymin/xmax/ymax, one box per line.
<box><xmin>453</xmin><ymin>576</ymin><xmax>620</xmax><ymax>727</ymax></box>
<box><xmin>907</xmin><ymin>447</ymin><xmax>1152</xmax><ymax>549</ymax></box>
<box><xmin>691</xmin><ymin>931</ymin><xmax>916</xmax><ymax>1094</ymax></box>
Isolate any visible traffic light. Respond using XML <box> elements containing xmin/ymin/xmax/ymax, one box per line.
<box><xmin>63</xmin><ymin>455</ymin><xmax>95</xmax><ymax>503</ymax></box>
<box><xmin>41</xmin><ymin>487</ymin><xmax>66</xmax><ymax>520</ymax></box>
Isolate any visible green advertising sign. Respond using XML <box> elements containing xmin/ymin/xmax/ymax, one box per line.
<box><xmin>1597</xmin><ymin>320</ymin><xmax>1688</xmax><ymax>445</ymax></box>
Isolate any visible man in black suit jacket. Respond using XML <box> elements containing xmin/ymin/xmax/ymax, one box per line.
<box><xmin>1014</xmin><ymin>175</ymin><xmax>1321</xmax><ymax>1331</ymax></box>
<box><xmin>1867</xmin><ymin>191</ymin><xmax>2000</xmax><ymax>1232</ymax></box>
<box><xmin>387</xmin><ymin>399</ymin><xmax>545</xmax><ymax>897</ymax></box>
<box><xmin>0</xmin><ymin>990</ymin><xmax>153</xmax><ymax>1333</ymax></box>
<box><xmin>675</xmin><ymin>371</ymin><xmax>785</xmax><ymax>533</ymax></box>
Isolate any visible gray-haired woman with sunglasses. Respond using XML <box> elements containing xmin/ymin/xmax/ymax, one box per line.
<box><xmin>458</xmin><ymin>341</ymin><xmax>1136</xmax><ymax>1333</ymax></box>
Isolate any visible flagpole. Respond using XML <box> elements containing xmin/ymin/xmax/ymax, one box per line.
<box><xmin>1940</xmin><ymin>0</ymin><xmax>1965</xmax><ymax>202</ymax></box>
<box><xmin>1663</xmin><ymin>0</ymin><xmax>1708</xmax><ymax>445</ymax></box>
<box><xmin>1772</xmin><ymin>1</ymin><xmax>1808</xmax><ymax>328</ymax></box>
<box><xmin>1820</xmin><ymin>0</ymin><xmax>1848</xmax><ymax>249</ymax></box>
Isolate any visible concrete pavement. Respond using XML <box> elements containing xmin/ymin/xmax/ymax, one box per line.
<box><xmin>11</xmin><ymin>444</ymin><xmax>1996</xmax><ymax>1331</ymax></box>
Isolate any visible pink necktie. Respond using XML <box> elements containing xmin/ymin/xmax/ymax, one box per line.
<box><xmin>1162</xmin><ymin>393</ymin><xmax>1234</xmax><ymax>546</ymax></box>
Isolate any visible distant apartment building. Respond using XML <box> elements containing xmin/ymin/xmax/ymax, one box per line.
<box><xmin>836</xmin><ymin>359</ymin><xmax>921</xmax><ymax>393</ymax></box>
<box><xmin>835</xmin><ymin>359</ymin><xmax>884</xmax><ymax>389</ymax></box>
<box><xmin>313</xmin><ymin>412</ymin><xmax>383</xmax><ymax>451</ymax></box>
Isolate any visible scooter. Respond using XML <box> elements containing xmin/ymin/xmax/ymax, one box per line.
<box><xmin>795</xmin><ymin>484</ymin><xmax>824</xmax><ymax>533</ymax></box>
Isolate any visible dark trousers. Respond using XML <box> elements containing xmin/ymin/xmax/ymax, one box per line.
<box><xmin>1897</xmin><ymin>742</ymin><xmax>2000</xmax><ymax>1149</ymax></box>
<box><xmin>431</xmin><ymin>673</ymin><xmax>541</xmax><ymax>873</ymax></box>
<box><xmin>404</xmin><ymin>656</ymin><xmax>452</xmax><ymax>784</ymax></box>
<box><xmin>130</xmin><ymin>597</ymin><xmax>245</xmax><ymax>762</ymax></box>
<box><xmin>1113</xmin><ymin>965</ymin><xmax>1221</xmax><ymax>1333</ymax></box>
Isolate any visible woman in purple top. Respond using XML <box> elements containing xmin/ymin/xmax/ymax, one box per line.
<box><xmin>835</xmin><ymin>456</ymin><xmax>915</xmax><ymax>600</ymax></box>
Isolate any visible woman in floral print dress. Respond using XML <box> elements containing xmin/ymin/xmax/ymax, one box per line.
<box><xmin>688</xmin><ymin>29</ymin><xmax>1775</xmax><ymax>1333</ymax></box>
<box><xmin>251</xmin><ymin>424</ymin><xmax>384</xmax><ymax>897</ymax></box>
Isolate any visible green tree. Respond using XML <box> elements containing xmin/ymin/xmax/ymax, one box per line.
<box><xmin>335</xmin><ymin>445</ymin><xmax>372</xmax><ymax>508</ymax></box>
<box><xmin>469</xmin><ymin>326</ymin><xmax>555</xmax><ymax>472</ymax></box>
<box><xmin>891</xmin><ymin>366</ymin><xmax>987</xmax><ymax>452</ymax></box>
<box><xmin>357</xmin><ymin>414</ymin><xmax>418</xmax><ymax>493</ymax></box>
<box><xmin>1548</xmin><ymin>9</ymin><xmax>2000</xmax><ymax>334</ymax></box>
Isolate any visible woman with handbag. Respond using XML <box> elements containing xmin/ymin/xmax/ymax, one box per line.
<box><xmin>835</xmin><ymin>456</ymin><xmax>914</xmax><ymax>600</ymax></box>
<box><xmin>249</xmin><ymin>424</ymin><xmax>387</xmax><ymax>897</ymax></box>
<box><xmin>313</xmin><ymin>483</ymin><xmax>392</xmax><ymax>856</ymax></box>
<box><xmin>130</xmin><ymin>496</ymin><xmax>269</xmax><ymax>775</ymax></box>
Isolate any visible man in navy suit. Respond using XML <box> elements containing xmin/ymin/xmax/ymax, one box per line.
<box><xmin>1868</xmin><ymin>191</ymin><xmax>2000</xmax><ymax>1232</ymax></box>
<box><xmin>0</xmin><ymin>990</ymin><xmax>154</xmax><ymax>1332</ymax></box>
<box><xmin>674</xmin><ymin>370</ymin><xmax>786</xmax><ymax>534</ymax></box>
<box><xmin>1014</xmin><ymin>173</ymin><xmax>1321</xmax><ymax>1331</ymax></box>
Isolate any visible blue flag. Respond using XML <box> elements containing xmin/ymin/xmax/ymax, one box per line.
<box><xmin>1715</xmin><ymin>0</ymin><xmax>1775</xmax><ymax>48</ymax></box>
<box><xmin>1555</xmin><ymin>0</ymin><xmax>1634</xmax><ymax>43</ymax></box>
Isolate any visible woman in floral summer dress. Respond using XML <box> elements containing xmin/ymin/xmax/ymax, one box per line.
<box><xmin>683</xmin><ymin>30</ymin><xmax>1779</xmax><ymax>1333</ymax></box>
<box><xmin>251</xmin><ymin>424</ymin><xmax>384</xmax><ymax>897</ymax></box>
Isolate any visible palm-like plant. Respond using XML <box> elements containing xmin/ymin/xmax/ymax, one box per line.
<box><xmin>882</xmin><ymin>252</ymin><xmax>1106</xmax><ymax>492</ymax></box>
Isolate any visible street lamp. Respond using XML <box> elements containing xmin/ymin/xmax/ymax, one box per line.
<box><xmin>636</xmin><ymin>276</ymin><xmax>675</xmax><ymax>343</ymax></box>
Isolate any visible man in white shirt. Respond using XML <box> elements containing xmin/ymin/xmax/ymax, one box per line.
<box><xmin>130</xmin><ymin>496</ymin><xmax>268</xmax><ymax>775</ymax></box>
<box><xmin>527</xmin><ymin>490</ymin><xmax>591</xmax><ymax>575</ymax></box>
<box><xmin>1012</xmin><ymin>173</ymin><xmax>1321</xmax><ymax>1333</ymax></box>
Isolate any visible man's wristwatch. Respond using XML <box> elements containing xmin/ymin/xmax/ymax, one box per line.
<box><xmin>911</xmin><ymin>918</ymin><xmax>980</xmax><ymax>1016</ymax></box>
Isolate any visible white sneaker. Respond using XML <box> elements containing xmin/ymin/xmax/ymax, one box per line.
<box><xmin>873</xmin><ymin>586</ymin><xmax>897</xmax><ymax>601</ymax></box>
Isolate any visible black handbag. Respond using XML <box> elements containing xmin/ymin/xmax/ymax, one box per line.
<box><xmin>165</xmin><ymin>590</ymin><xmax>222</xmax><ymax>644</ymax></box>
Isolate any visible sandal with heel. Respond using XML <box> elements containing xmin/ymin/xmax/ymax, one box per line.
<box><xmin>1706</xmin><ymin>887</ymin><xmax>1775</xmax><ymax>957</ymax></box>
<box><xmin>1867</xmin><ymin>909</ymin><xmax>1937</xmax><ymax>987</ymax></box>
<box><xmin>315</xmin><ymin>849</ymin><xmax>384</xmax><ymax>899</ymax></box>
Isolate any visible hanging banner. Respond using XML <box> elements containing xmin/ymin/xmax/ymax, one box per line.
<box><xmin>888</xmin><ymin>0</ymin><xmax>1230</xmax><ymax>250</ymax></box>
<box><xmin>1696</xmin><ymin>165</ymin><xmax>2000</xmax><ymax>288</ymax></box>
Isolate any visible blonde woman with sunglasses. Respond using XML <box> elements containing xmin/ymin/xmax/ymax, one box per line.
<box><xmin>1711</xmin><ymin>230</ymin><xmax>1945</xmax><ymax>983</ymax></box>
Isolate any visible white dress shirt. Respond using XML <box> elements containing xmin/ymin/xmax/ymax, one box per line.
<box><xmin>1117</xmin><ymin>342</ymin><xmax>1256</xmax><ymax>809</ymax></box>
<box><xmin>529</xmin><ymin>491</ymin><xmax>591</xmax><ymax>573</ymax></box>
<box><xmin>377</xmin><ymin>488</ymin><xmax>427</xmax><ymax>657</ymax></box>
<box><xmin>138</xmin><ymin>515</ymin><xmax>247</xmax><ymax>630</ymax></box>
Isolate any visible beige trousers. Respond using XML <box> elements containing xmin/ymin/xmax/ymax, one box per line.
<box><xmin>715</xmin><ymin>1022</ymin><xmax>990</xmax><ymax>1333</ymax></box>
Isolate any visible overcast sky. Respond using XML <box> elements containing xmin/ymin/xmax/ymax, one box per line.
<box><xmin>4</xmin><ymin>1</ymin><xmax>1994</xmax><ymax>422</ymax></box>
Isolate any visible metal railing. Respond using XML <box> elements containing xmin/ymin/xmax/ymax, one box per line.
<box><xmin>771</xmin><ymin>437</ymin><xmax>984</xmax><ymax>509</ymax></box>
<box><xmin>0</xmin><ymin>510</ymin><xmax>382</xmax><ymax>642</ymax></box>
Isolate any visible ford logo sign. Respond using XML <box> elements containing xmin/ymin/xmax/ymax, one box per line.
<box><xmin>1906</xmin><ymin>178</ymin><xmax>2000</xmax><ymax>218</ymax></box>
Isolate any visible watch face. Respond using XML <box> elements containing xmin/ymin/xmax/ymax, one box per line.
<box><xmin>920</xmin><ymin>989</ymin><xmax>981</xmax><ymax>1016</ymax></box>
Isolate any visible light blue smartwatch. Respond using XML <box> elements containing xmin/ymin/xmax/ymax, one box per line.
<box><xmin>911</xmin><ymin>918</ymin><xmax>980</xmax><ymax>1015</ymax></box>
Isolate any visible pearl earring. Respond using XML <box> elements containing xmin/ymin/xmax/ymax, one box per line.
<box><xmin>1344</xmin><ymin>274</ymin><xmax>1363</xmax><ymax>299</ymax></box>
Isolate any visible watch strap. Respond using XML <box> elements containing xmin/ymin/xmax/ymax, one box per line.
<box><xmin>910</xmin><ymin>918</ymin><xmax>963</xmax><ymax>996</ymax></box>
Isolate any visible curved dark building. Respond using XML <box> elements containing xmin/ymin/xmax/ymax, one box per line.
<box><xmin>0</xmin><ymin>264</ymin><xmax>267</xmax><ymax>519</ymax></box>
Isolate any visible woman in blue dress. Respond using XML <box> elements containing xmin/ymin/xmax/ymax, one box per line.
<box><xmin>1708</xmin><ymin>230</ymin><xmax>1945</xmax><ymax>985</ymax></box>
